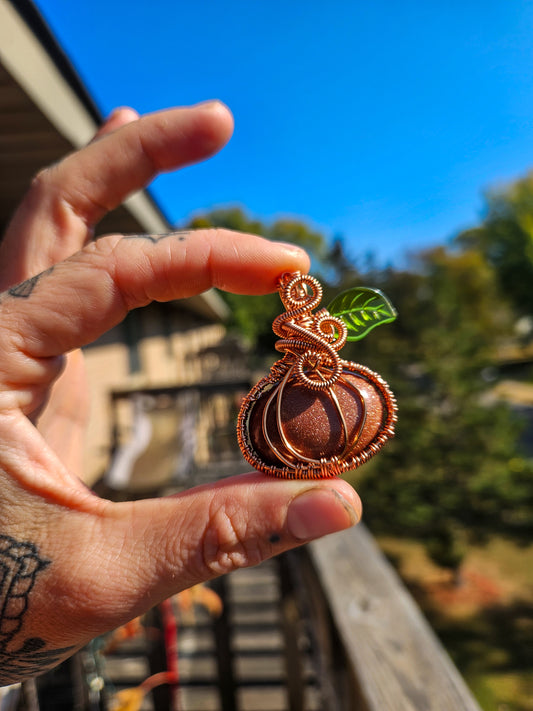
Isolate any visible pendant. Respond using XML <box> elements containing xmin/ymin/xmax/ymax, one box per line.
<box><xmin>237</xmin><ymin>272</ymin><xmax>398</xmax><ymax>479</ymax></box>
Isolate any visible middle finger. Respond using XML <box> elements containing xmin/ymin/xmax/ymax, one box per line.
<box><xmin>0</xmin><ymin>102</ymin><xmax>234</xmax><ymax>286</ymax></box>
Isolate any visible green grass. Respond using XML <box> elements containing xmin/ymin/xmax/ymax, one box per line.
<box><xmin>466</xmin><ymin>672</ymin><xmax>533</xmax><ymax>711</ymax></box>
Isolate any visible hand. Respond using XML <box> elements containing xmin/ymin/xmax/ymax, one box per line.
<box><xmin>0</xmin><ymin>102</ymin><xmax>361</xmax><ymax>684</ymax></box>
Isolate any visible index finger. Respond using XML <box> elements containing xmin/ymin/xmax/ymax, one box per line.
<box><xmin>0</xmin><ymin>229</ymin><xmax>309</xmax><ymax>366</ymax></box>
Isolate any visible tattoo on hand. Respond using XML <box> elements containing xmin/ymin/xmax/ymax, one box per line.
<box><xmin>124</xmin><ymin>231</ymin><xmax>191</xmax><ymax>243</ymax></box>
<box><xmin>0</xmin><ymin>534</ymin><xmax>74</xmax><ymax>684</ymax></box>
<box><xmin>6</xmin><ymin>267</ymin><xmax>54</xmax><ymax>300</ymax></box>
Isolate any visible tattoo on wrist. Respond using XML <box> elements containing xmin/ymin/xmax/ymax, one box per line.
<box><xmin>6</xmin><ymin>267</ymin><xmax>54</xmax><ymax>300</ymax></box>
<box><xmin>124</xmin><ymin>231</ymin><xmax>191</xmax><ymax>243</ymax></box>
<box><xmin>0</xmin><ymin>534</ymin><xmax>74</xmax><ymax>684</ymax></box>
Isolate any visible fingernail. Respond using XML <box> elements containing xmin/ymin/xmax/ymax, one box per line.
<box><xmin>195</xmin><ymin>99</ymin><xmax>224</xmax><ymax>110</ymax></box>
<box><xmin>104</xmin><ymin>107</ymin><xmax>138</xmax><ymax>123</ymax></box>
<box><xmin>287</xmin><ymin>488</ymin><xmax>359</xmax><ymax>541</ymax></box>
<box><xmin>276</xmin><ymin>241</ymin><xmax>308</xmax><ymax>256</ymax></box>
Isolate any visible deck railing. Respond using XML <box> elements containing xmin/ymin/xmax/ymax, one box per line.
<box><xmin>309</xmin><ymin>524</ymin><xmax>482</xmax><ymax>711</ymax></box>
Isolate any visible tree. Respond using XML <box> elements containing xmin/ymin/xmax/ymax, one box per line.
<box><xmin>353</xmin><ymin>246</ymin><xmax>532</xmax><ymax>573</ymax></box>
<box><xmin>457</xmin><ymin>172</ymin><xmax>533</xmax><ymax>317</ymax></box>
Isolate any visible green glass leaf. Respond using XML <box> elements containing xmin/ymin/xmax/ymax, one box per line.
<box><xmin>327</xmin><ymin>287</ymin><xmax>397</xmax><ymax>341</ymax></box>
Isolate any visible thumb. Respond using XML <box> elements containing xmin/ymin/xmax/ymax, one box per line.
<box><xmin>79</xmin><ymin>474</ymin><xmax>361</xmax><ymax>631</ymax></box>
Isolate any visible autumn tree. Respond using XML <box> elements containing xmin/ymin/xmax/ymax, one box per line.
<box><xmin>353</xmin><ymin>246</ymin><xmax>531</xmax><ymax>573</ymax></box>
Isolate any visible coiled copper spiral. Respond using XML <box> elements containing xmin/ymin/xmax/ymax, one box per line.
<box><xmin>272</xmin><ymin>272</ymin><xmax>347</xmax><ymax>389</ymax></box>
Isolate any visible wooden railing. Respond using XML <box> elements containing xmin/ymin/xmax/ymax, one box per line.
<box><xmin>309</xmin><ymin>524</ymin><xmax>482</xmax><ymax>711</ymax></box>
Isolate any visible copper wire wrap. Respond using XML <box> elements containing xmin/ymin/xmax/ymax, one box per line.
<box><xmin>237</xmin><ymin>272</ymin><xmax>397</xmax><ymax>479</ymax></box>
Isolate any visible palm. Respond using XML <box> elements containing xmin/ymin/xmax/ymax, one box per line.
<box><xmin>35</xmin><ymin>350</ymin><xmax>89</xmax><ymax>475</ymax></box>
<box><xmin>1</xmin><ymin>190</ymin><xmax>96</xmax><ymax>474</ymax></box>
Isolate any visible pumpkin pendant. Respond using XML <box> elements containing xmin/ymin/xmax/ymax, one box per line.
<box><xmin>237</xmin><ymin>272</ymin><xmax>398</xmax><ymax>479</ymax></box>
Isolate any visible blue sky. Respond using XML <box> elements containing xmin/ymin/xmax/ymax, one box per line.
<box><xmin>34</xmin><ymin>1</ymin><xmax>533</xmax><ymax>264</ymax></box>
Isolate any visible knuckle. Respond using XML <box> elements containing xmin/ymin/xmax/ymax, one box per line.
<box><xmin>28</xmin><ymin>164</ymin><xmax>63</xmax><ymax>206</ymax></box>
<box><xmin>30</xmin><ymin>163</ymin><xmax>108</xmax><ymax>225</ymax></box>
<box><xmin>205</xmin><ymin>227</ymin><xmax>224</xmax><ymax>240</ymax></box>
<box><xmin>197</xmin><ymin>227</ymin><xmax>226</xmax><ymax>246</ymax></box>
<box><xmin>196</xmin><ymin>503</ymin><xmax>268</xmax><ymax>578</ymax></box>
<box><xmin>30</xmin><ymin>166</ymin><xmax>53</xmax><ymax>193</ymax></box>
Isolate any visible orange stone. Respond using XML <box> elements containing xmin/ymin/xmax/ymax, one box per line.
<box><xmin>248</xmin><ymin>369</ymin><xmax>384</xmax><ymax>468</ymax></box>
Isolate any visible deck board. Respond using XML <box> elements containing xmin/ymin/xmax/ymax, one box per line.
<box><xmin>310</xmin><ymin>524</ymin><xmax>482</xmax><ymax>711</ymax></box>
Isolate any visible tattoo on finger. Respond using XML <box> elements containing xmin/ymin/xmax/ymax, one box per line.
<box><xmin>4</xmin><ymin>267</ymin><xmax>54</xmax><ymax>301</ymax></box>
<box><xmin>124</xmin><ymin>231</ymin><xmax>191</xmax><ymax>243</ymax></box>
<box><xmin>0</xmin><ymin>534</ymin><xmax>75</xmax><ymax>684</ymax></box>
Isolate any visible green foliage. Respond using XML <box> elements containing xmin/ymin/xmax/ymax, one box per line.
<box><xmin>456</xmin><ymin>172</ymin><xmax>533</xmax><ymax>316</ymax></box>
<box><xmin>222</xmin><ymin>291</ymin><xmax>280</xmax><ymax>355</ymax></box>
<box><xmin>354</xmin><ymin>247</ymin><xmax>530</xmax><ymax>569</ymax></box>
